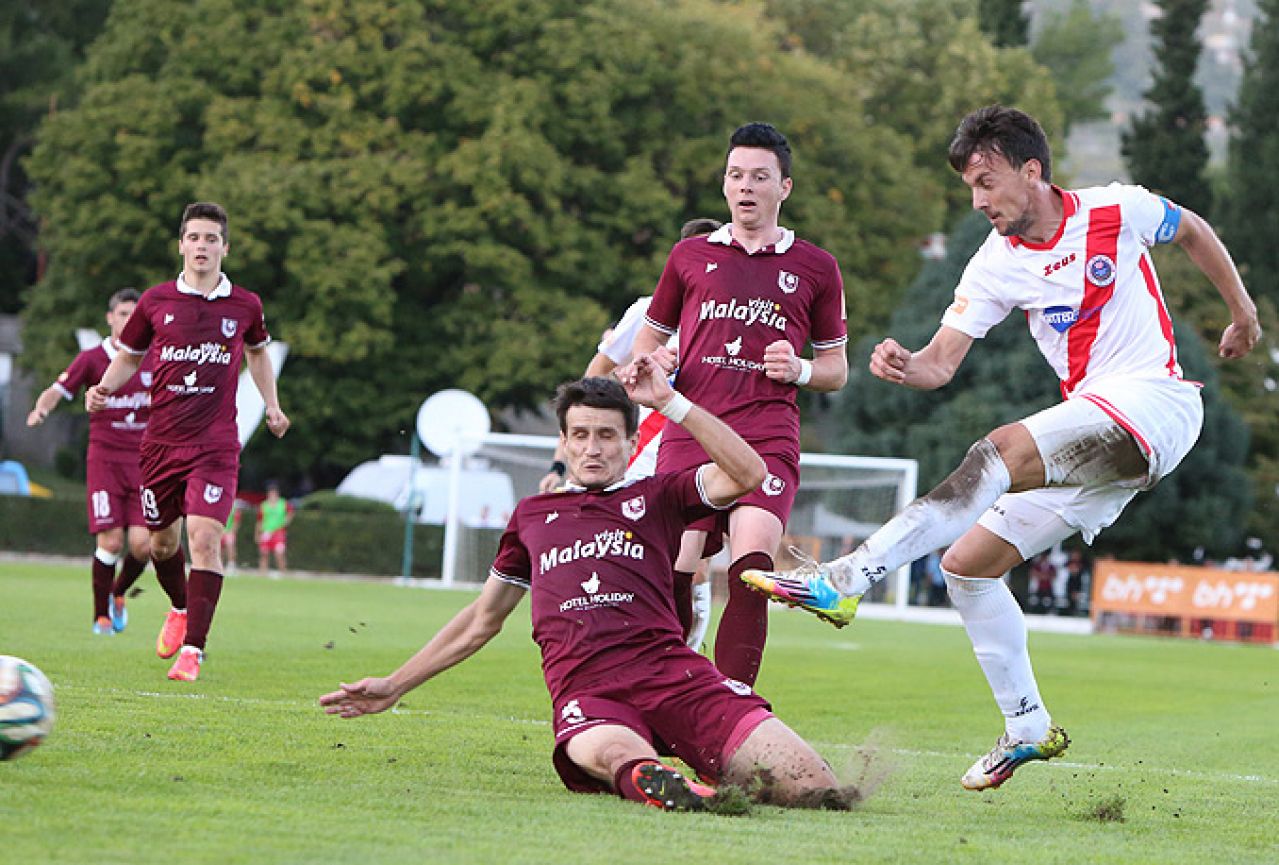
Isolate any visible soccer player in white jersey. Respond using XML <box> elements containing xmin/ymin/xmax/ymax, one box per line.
<box><xmin>744</xmin><ymin>105</ymin><xmax>1261</xmax><ymax>791</ymax></box>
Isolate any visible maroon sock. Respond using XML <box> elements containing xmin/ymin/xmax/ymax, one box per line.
<box><xmin>91</xmin><ymin>556</ymin><xmax>114</xmax><ymax>619</ymax></box>
<box><xmin>613</xmin><ymin>758</ymin><xmax>660</xmax><ymax>803</ymax></box>
<box><xmin>713</xmin><ymin>552</ymin><xmax>773</xmax><ymax>687</ymax></box>
<box><xmin>672</xmin><ymin>569</ymin><xmax>694</xmax><ymax>639</ymax></box>
<box><xmin>152</xmin><ymin>548</ymin><xmax>188</xmax><ymax>609</ymax></box>
<box><xmin>111</xmin><ymin>554</ymin><xmax>147</xmax><ymax>597</ymax></box>
<box><xmin>184</xmin><ymin>569</ymin><xmax>224</xmax><ymax>650</ymax></box>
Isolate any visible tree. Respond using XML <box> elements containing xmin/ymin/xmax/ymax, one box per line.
<box><xmin>1121</xmin><ymin>0</ymin><xmax>1213</xmax><ymax>216</ymax></box>
<box><xmin>1223</xmin><ymin>0</ymin><xmax>1279</xmax><ymax>311</ymax></box>
<box><xmin>24</xmin><ymin>0</ymin><xmax>941</xmax><ymax>486</ymax></box>
<box><xmin>827</xmin><ymin>211</ymin><xmax>1253</xmax><ymax>562</ymax></box>
<box><xmin>0</xmin><ymin>1</ymin><xmax>112</xmax><ymax>312</ymax></box>
<box><xmin>978</xmin><ymin>0</ymin><xmax>1030</xmax><ymax>48</ymax></box>
<box><xmin>1030</xmin><ymin>0</ymin><xmax>1122</xmax><ymax>136</ymax></box>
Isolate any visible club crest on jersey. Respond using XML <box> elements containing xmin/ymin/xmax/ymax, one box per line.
<box><xmin>622</xmin><ymin>495</ymin><xmax>646</xmax><ymax>520</ymax></box>
<box><xmin>203</xmin><ymin>483</ymin><xmax>223</xmax><ymax>504</ymax></box>
<box><xmin>1086</xmin><ymin>254</ymin><xmax>1116</xmax><ymax>287</ymax></box>
<box><xmin>778</xmin><ymin>270</ymin><xmax>799</xmax><ymax>294</ymax></box>
<box><xmin>761</xmin><ymin>473</ymin><xmax>786</xmax><ymax>497</ymax></box>
<box><xmin>221</xmin><ymin>317</ymin><xmax>238</xmax><ymax>338</ymax></box>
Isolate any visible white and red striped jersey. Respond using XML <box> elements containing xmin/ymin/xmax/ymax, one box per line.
<box><xmin>597</xmin><ymin>296</ymin><xmax>676</xmax><ymax>480</ymax></box>
<box><xmin>942</xmin><ymin>183</ymin><xmax>1186</xmax><ymax>398</ymax></box>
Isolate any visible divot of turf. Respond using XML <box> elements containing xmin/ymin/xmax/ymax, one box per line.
<box><xmin>1077</xmin><ymin>795</ymin><xmax>1126</xmax><ymax>823</ymax></box>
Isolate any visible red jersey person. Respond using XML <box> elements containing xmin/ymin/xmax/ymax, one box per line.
<box><xmin>87</xmin><ymin>202</ymin><xmax>289</xmax><ymax>682</ymax></box>
<box><xmin>321</xmin><ymin>366</ymin><xmax>848</xmax><ymax>811</ymax></box>
<box><xmin>624</xmin><ymin>123</ymin><xmax>849</xmax><ymax>685</ymax></box>
<box><xmin>27</xmin><ymin>288</ymin><xmax>159</xmax><ymax>634</ymax></box>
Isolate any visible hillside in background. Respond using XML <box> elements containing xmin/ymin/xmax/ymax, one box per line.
<box><xmin>1029</xmin><ymin>0</ymin><xmax>1256</xmax><ymax>185</ymax></box>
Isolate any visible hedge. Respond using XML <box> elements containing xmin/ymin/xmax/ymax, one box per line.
<box><xmin>0</xmin><ymin>494</ymin><xmax>453</xmax><ymax>578</ymax></box>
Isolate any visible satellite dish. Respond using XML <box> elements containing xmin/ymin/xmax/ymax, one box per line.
<box><xmin>416</xmin><ymin>389</ymin><xmax>490</xmax><ymax>457</ymax></box>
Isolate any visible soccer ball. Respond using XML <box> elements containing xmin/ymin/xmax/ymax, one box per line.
<box><xmin>0</xmin><ymin>655</ymin><xmax>55</xmax><ymax>760</ymax></box>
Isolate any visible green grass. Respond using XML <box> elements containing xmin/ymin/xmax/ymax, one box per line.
<box><xmin>1</xmin><ymin>562</ymin><xmax>1277</xmax><ymax>865</ymax></box>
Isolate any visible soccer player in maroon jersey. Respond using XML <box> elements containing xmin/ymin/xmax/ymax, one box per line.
<box><xmin>27</xmin><ymin>288</ymin><xmax>158</xmax><ymax>634</ymax></box>
<box><xmin>87</xmin><ymin>202</ymin><xmax>289</xmax><ymax>682</ymax></box>
<box><xmin>623</xmin><ymin>122</ymin><xmax>849</xmax><ymax>686</ymax></box>
<box><xmin>320</xmin><ymin>363</ymin><xmax>846</xmax><ymax>811</ymax></box>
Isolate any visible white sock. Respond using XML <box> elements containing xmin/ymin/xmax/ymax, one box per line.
<box><xmin>945</xmin><ymin>570</ymin><xmax>1050</xmax><ymax>742</ymax></box>
<box><xmin>94</xmin><ymin>547</ymin><xmax>120</xmax><ymax>567</ymax></box>
<box><xmin>827</xmin><ymin>439</ymin><xmax>1011</xmax><ymax>596</ymax></box>
<box><xmin>685</xmin><ymin>582</ymin><xmax>712</xmax><ymax>650</ymax></box>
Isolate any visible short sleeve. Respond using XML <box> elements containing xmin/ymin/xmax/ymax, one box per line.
<box><xmin>1112</xmin><ymin>182</ymin><xmax>1182</xmax><ymax>247</ymax></box>
<box><xmin>645</xmin><ymin>246</ymin><xmax>686</xmax><ymax>336</ymax></box>
<box><xmin>809</xmin><ymin>256</ymin><xmax>848</xmax><ymax>350</ymax></box>
<box><xmin>940</xmin><ymin>238</ymin><xmax>1014</xmax><ymax>339</ymax></box>
<box><xmin>599</xmin><ymin>298</ymin><xmax>652</xmax><ymax>365</ymax></box>
<box><xmin>118</xmin><ymin>291</ymin><xmax>154</xmax><ymax>354</ymax></box>
<box><xmin>489</xmin><ymin>510</ymin><xmax>531</xmax><ymax>589</ymax></box>
<box><xmin>246</xmin><ymin>294</ymin><xmax>271</xmax><ymax>348</ymax></box>
<box><xmin>54</xmin><ymin>351</ymin><xmax>94</xmax><ymax>399</ymax></box>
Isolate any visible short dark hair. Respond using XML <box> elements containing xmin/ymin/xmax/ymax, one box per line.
<box><xmin>948</xmin><ymin>105</ymin><xmax>1052</xmax><ymax>183</ymax></box>
<box><xmin>107</xmin><ymin>287</ymin><xmax>140</xmax><ymax>311</ymax></box>
<box><xmin>180</xmin><ymin>201</ymin><xmax>229</xmax><ymax>242</ymax></box>
<box><xmin>727</xmin><ymin>122</ymin><xmax>792</xmax><ymax>179</ymax></box>
<box><xmin>554</xmin><ymin>377</ymin><xmax>638</xmax><ymax>437</ymax></box>
<box><xmin>680</xmin><ymin>217</ymin><xmax>722</xmax><ymax>239</ymax></box>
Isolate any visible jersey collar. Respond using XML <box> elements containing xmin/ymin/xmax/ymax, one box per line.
<box><xmin>176</xmin><ymin>271</ymin><xmax>233</xmax><ymax>300</ymax></box>
<box><xmin>707</xmin><ymin>223</ymin><xmax>796</xmax><ymax>254</ymax></box>
<box><xmin>1008</xmin><ymin>186</ymin><xmax>1078</xmax><ymax>250</ymax></box>
<box><xmin>561</xmin><ymin>476</ymin><xmax>638</xmax><ymax>493</ymax></box>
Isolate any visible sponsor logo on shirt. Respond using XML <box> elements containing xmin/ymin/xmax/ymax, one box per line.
<box><xmin>159</xmin><ymin>342</ymin><xmax>233</xmax><ymax>365</ymax></box>
<box><xmin>725</xmin><ymin>336</ymin><xmax>742</xmax><ymax>357</ymax></box>
<box><xmin>559</xmin><ymin>568</ymin><xmax>637</xmax><ymax>613</ymax></box>
<box><xmin>103</xmin><ymin>391</ymin><xmax>150</xmax><ymax>411</ymax></box>
<box><xmin>1042</xmin><ymin>305</ymin><xmax>1104</xmax><ymax>334</ymax></box>
<box><xmin>778</xmin><ymin>270</ymin><xmax>799</xmax><ymax>294</ymax></box>
<box><xmin>1086</xmin><ymin>254</ymin><xmax>1117</xmax><ymax>287</ymax></box>
<box><xmin>1042</xmin><ymin>252</ymin><xmax>1077</xmax><ymax>278</ymax></box>
<box><xmin>698</xmin><ymin>297</ymin><xmax>788</xmax><ymax>332</ymax></box>
<box><xmin>581</xmin><ymin>572</ymin><xmax>600</xmax><ymax>594</ymax></box>
<box><xmin>539</xmin><ymin>528</ymin><xmax>646</xmax><ymax>575</ymax></box>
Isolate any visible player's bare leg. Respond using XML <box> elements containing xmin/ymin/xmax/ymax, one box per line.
<box><xmin>565</xmin><ymin>724</ymin><xmax>714</xmax><ymax>811</ymax></box>
<box><xmin>723</xmin><ymin>717</ymin><xmax>853</xmax><ymax>808</ymax></box>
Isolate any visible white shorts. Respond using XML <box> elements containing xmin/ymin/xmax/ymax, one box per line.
<box><xmin>978</xmin><ymin>375</ymin><xmax>1203</xmax><ymax>557</ymax></box>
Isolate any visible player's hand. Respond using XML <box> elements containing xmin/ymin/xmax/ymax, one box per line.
<box><xmin>319</xmin><ymin>677</ymin><xmax>401</xmax><ymax>718</ymax></box>
<box><xmin>1218</xmin><ymin>315</ymin><xmax>1261</xmax><ymax>359</ymax></box>
<box><xmin>649</xmin><ymin>344</ymin><xmax>678</xmax><ymax>376</ymax></box>
<box><xmin>265</xmin><ymin>406</ymin><xmax>290</xmax><ymax>438</ymax></box>
<box><xmin>623</xmin><ymin>352</ymin><xmax>674</xmax><ymax>409</ymax></box>
<box><xmin>869</xmin><ymin>338</ymin><xmax>911</xmax><ymax>384</ymax></box>
<box><xmin>763</xmin><ymin>339</ymin><xmax>800</xmax><ymax>383</ymax></box>
<box><xmin>537</xmin><ymin>471</ymin><xmax>562</xmax><ymax>493</ymax></box>
<box><xmin>85</xmin><ymin>385</ymin><xmax>109</xmax><ymax>413</ymax></box>
<box><xmin>26</xmin><ymin>408</ymin><xmax>47</xmax><ymax>427</ymax></box>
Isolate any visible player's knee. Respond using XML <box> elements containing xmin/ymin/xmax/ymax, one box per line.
<box><xmin>128</xmin><ymin>537</ymin><xmax>151</xmax><ymax>561</ymax></box>
<box><xmin>97</xmin><ymin>533</ymin><xmax>124</xmax><ymax>556</ymax></box>
<box><xmin>150</xmin><ymin>535</ymin><xmax>180</xmax><ymax>561</ymax></box>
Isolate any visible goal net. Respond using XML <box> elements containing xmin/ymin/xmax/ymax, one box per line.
<box><xmin>428</xmin><ymin>433</ymin><xmax>920</xmax><ymax>611</ymax></box>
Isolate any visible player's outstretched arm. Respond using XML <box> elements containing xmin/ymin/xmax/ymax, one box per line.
<box><xmin>319</xmin><ymin>576</ymin><xmax>525</xmax><ymax>718</ymax></box>
<box><xmin>624</xmin><ymin>352</ymin><xmax>766</xmax><ymax>506</ymax></box>
<box><xmin>85</xmin><ymin>351</ymin><xmax>142</xmax><ymax>412</ymax></box>
<box><xmin>869</xmin><ymin>326</ymin><xmax>973</xmax><ymax>390</ymax></box>
<box><xmin>1172</xmin><ymin>208</ymin><xmax>1261</xmax><ymax>359</ymax></box>
<box><xmin>27</xmin><ymin>385</ymin><xmax>64</xmax><ymax>426</ymax></box>
<box><xmin>246</xmin><ymin>346</ymin><xmax>290</xmax><ymax>438</ymax></box>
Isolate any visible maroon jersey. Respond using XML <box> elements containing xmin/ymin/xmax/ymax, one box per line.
<box><xmin>490</xmin><ymin>467</ymin><xmax>723</xmax><ymax>699</ymax></box>
<box><xmin>645</xmin><ymin>225</ymin><xmax>847</xmax><ymax>463</ymax></box>
<box><xmin>119</xmin><ymin>275</ymin><xmax>270</xmax><ymax>449</ymax></box>
<box><xmin>55</xmin><ymin>339</ymin><xmax>152</xmax><ymax>464</ymax></box>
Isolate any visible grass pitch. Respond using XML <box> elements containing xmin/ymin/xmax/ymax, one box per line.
<box><xmin>1</xmin><ymin>561</ymin><xmax>1276</xmax><ymax>865</ymax></box>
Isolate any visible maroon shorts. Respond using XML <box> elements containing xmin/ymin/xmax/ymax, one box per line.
<box><xmin>139</xmin><ymin>442</ymin><xmax>239</xmax><ymax>529</ymax></box>
<box><xmin>664</xmin><ymin>446</ymin><xmax>799</xmax><ymax>539</ymax></box>
<box><xmin>550</xmin><ymin>648</ymin><xmax>773</xmax><ymax>793</ymax></box>
<box><xmin>84</xmin><ymin>457</ymin><xmax>145</xmax><ymax>534</ymax></box>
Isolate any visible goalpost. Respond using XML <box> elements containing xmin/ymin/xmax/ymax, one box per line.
<box><xmin>435</xmin><ymin>432</ymin><xmax>921</xmax><ymax>613</ymax></box>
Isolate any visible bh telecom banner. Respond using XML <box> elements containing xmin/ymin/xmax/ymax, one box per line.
<box><xmin>1091</xmin><ymin>560</ymin><xmax>1279</xmax><ymax>626</ymax></box>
